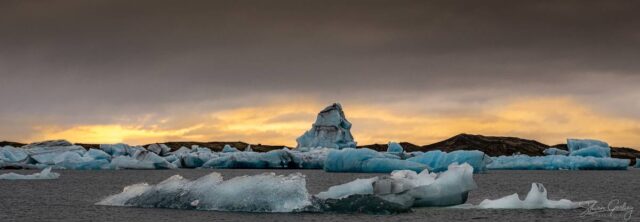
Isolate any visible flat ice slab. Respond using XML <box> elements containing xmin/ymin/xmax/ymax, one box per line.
<box><xmin>454</xmin><ymin>183</ymin><xmax>590</xmax><ymax>209</ymax></box>
<box><xmin>487</xmin><ymin>155</ymin><xmax>629</xmax><ymax>170</ymax></box>
<box><xmin>0</xmin><ymin>167</ymin><xmax>60</xmax><ymax>180</ymax></box>
<box><xmin>324</xmin><ymin>148</ymin><xmax>428</xmax><ymax>173</ymax></box>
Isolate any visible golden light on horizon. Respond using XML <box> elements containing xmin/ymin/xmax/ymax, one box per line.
<box><xmin>30</xmin><ymin>97</ymin><xmax>640</xmax><ymax>148</ymax></box>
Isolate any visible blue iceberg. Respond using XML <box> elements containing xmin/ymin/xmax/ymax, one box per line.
<box><xmin>202</xmin><ymin>150</ymin><xmax>292</xmax><ymax>169</ymax></box>
<box><xmin>287</xmin><ymin>148</ymin><xmax>329</xmax><ymax>169</ymax></box>
<box><xmin>53</xmin><ymin>151</ymin><xmax>111</xmax><ymax>170</ymax></box>
<box><xmin>567</xmin><ymin>139</ymin><xmax>610</xmax><ymax>158</ymax></box>
<box><xmin>543</xmin><ymin>148</ymin><xmax>569</xmax><ymax>156</ymax></box>
<box><xmin>177</xmin><ymin>150</ymin><xmax>217</xmax><ymax>168</ymax></box>
<box><xmin>84</xmin><ymin>149</ymin><xmax>111</xmax><ymax>160</ymax></box>
<box><xmin>0</xmin><ymin>146</ymin><xmax>29</xmax><ymax>163</ymax></box>
<box><xmin>487</xmin><ymin>155</ymin><xmax>629</xmax><ymax>170</ymax></box>
<box><xmin>222</xmin><ymin>145</ymin><xmax>239</xmax><ymax>153</ymax></box>
<box><xmin>24</xmin><ymin>140</ymin><xmax>86</xmax><ymax>165</ymax></box>
<box><xmin>386</xmin><ymin>142</ymin><xmax>404</xmax><ymax>153</ymax></box>
<box><xmin>323</xmin><ymin>148</ymin><xmax>428</xmax><ymax>173</ymax></box>
<box><xmin>146</xmin><ymin>144</ymin><xmax>171</xmax><ymax>156</ymax></box>
<box><xmin>110</xmin><ymin>150</ymin><xmax>175</xmax><ymax>169</ymax></box>
<box><xmin>635</xmin><ymin>159</ymin><xmax>640</xmax><ymax>168</ymax></box>
<box><xmin>407</xmin><ymin>150</ymin><xmax>491</xmax><ymax>173</ymax></box>
<box><xmin>296</xmin><ymin>103</ymin><xmax>357</xmax><ymax>149</ymax></box>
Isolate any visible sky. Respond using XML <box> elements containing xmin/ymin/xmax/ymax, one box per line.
<box><xmin>1</xmin><ymin>1</ymin><xmax>639</xmax><ymax>148</ymax></box>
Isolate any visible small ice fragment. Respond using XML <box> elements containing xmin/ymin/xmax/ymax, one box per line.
<box><xmin>0</xmin><ymin>167</ymin><xmax>60</xmax><ymax>180</ymax></box>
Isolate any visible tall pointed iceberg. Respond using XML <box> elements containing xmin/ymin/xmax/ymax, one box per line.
<box><xmin>296</xmin><ymin>103</ymin><xmax>357</xmax><ymax>149</ymax></box>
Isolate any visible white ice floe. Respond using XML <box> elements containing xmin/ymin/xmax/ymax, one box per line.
<box><xmin>0</xmin><ymin>167</ymin><xmax>60</xmax><ymax>180</ymax></box>
<box><xmin>454</xmin><ymin>183</ymin><xmax>589</xmax><ymax>209</ymax></box>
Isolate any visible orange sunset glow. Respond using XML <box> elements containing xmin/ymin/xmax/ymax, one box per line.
<box><xmin>28</xmin><ymin>97</ymin><xmax>640</xmax><ymax>148</ymax></box>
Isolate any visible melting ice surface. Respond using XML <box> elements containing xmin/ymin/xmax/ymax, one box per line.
<box><xmin>0</xmin><ymin>167</ymin><xmax>60</xmax><ymax>180</ymax></box>
<box><xmin>407</xmin><ymin>150</ymin><xmax>491</xmax><ymax>173</ymax></box>
<box><xmin>324</xmin><ymin>148</ymin><xmax>428</xmax><ymax>173</ymax></box>
<box><xmin>487</xmin><ymin>155</ymin><xmax>629</xmax><ymax>170</ymax></box>
<box><xmin>97</xmin><ymin>172</ymin><xmax>311</xmax><ymax>212</ymax></box>
<box><xmin>97</xmin><ymin>163</ymin><xmax>477</xmax><ymax>213</ymax></box>
<box><xmin>454</xmin><ymin>183</ymin><xmax>589</xmax><ymax>209</ymax></box>
<box><xmin>567</xmin><ymin>138</ymin><xmax>610</xmax><ymax>158</ymax></box>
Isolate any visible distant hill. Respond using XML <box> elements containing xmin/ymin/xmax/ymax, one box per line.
<box><xmin>0</xmin><ymin>141</ymin><xmax>26</xmax><ymax>147</ymax></box>
<box><xmin>421</xmin><ymin>133</ymin><xmax>550</xmax><ymax>156</ymax></box>
<box><xmin>149</xmin><ymin>141</ymin><xmax>285</xmax><ymax>152</ymax></box>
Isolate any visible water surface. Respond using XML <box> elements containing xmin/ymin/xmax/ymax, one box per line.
<box><xmin>0</xmin><ymin>169</ymin><xmax>637</xmax><ymax>221</ymax></box>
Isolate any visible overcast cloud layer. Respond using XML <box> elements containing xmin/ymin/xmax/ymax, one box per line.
<box><xmin>1</xmin><ymin>1</ymin><xmax>639</xmax><ymax>146</ymax></box>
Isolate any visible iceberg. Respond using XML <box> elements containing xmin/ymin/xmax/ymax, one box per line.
<box><xmin>0</xmin><ymin>167</ymin><xmax>60</xmax><ymax>180</ymax></box>
<box><xmin>407</xmin><ymin>150</ymin><xmax>491</xmax><ymax>173</ymax></box>
<box><xmin>147</xmin><ymin>144</ymin><xmax>171</xmax><ymax>156</ymax></box>
<box><xmin>170</xmin><ymin>146</ymin><xmax>192</xmax><ymax>156</ymax></box>
<box><xmin>456</xmin><ymin>183</ymin><xmax>588</xmax><ymax>209</ymax></box>
<box><xmin>0</xmin><ymin>146</ymin><xmax>29</xmax><ymax>163</ymax></box>
<box><xmin>53</xmin><ymin>151</ymin><xmax>111</xmax><ymax>170</ymax></box>
<box><xmin>315</xmin><ymin>163</ymin><xmax>477</xmax><ymax>213</ymax></box>
<box><xmin>287</xmin><ymin>148</ymin><xmax>329</xmax><ymax>169</ymax></box>
<box><xmin>386</xmin><ymin>142</ymin><xmax>403</xmax><ymax>153</ymax></box>
<box><xmin>221</xmin><ymin>145</ymin><xmax>239</xmax><ymax>153</ymax></box>
<box><xmin>97</xmin><ymin>172</ymin><xmax>311</xmax><ymax>212</ymax></box>
<box><xmin>98</xmin><ymin>163</ymin><xmax>476</xmax><ymax>214</ymax></box>
<box><xmin>324</xmin><ymin>148</ymin><xmax>428</xmax><ymax>173</ymax></box>
<box><xmin>84</xmin><ymin>148</ymin><xmax>111</xmax><ymax>160</ymax></box>
<box><xmin>296</xmin><ymin>103</ymin><xmax>357</xmax><ymax>149</ymax></box>
<box><xmin>635</xmin><ymin>159</ymin><xmax>640</xmax><ymax>168</ymax></box>
<box><xmin>111</xmin><ymin>156</ymin><xmax>156</xmax><ymax>170</ymax></box>
<box><xmin>487</xmin><ymin>155</ymin><xmax>629</xmax><ymax>170</ymax></box>
<box><xmin>25</xmin><ymin>141</ymin><xmax>86</xmax><ymax>165</ymax></box>
<box><xmin>100</xmin><ymin>143</ymin><xmax>146</xmax><ymax>157</ymax></box>
<box><xmin>543</xmin><ymin>148</ymin><xmax>569</xmax><ymax>156</ymax></box>
<box><xmin>110</xmin><ymin>150</ymin><xmax>175</xmax><ymax>169</ymax></box>
<box><xmin>567</xmin><ymin>139</ymin><xmax>610</xmax><ymax>158</ymax></box>
<box><xmin>387</xmin><ymin>142</ymin><xmax>404</xmax><ymax>155</ymax></box>
<box><xmin>202</xmin><ymin>150</ymin><xmax>292</xmax><ymax>169</ymax></box>
<box><xmin>177</xmin><ymin>150</ymin><xmax>217</xmax><ymax>168</ymax></box>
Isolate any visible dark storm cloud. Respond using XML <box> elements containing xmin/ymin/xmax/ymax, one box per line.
<box><xmin>1</xmin><ymin>0</ymin><xmax>639</xmax><ymax>123</ymax></box>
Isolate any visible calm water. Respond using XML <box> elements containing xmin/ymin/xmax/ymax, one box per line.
<box><xmin>0</xmin><ymin>169</ymin><xmax>638</xmax><ymax>221</ymax></box>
